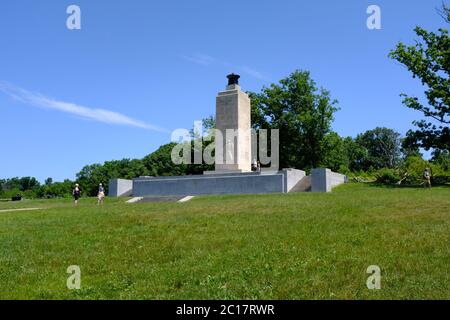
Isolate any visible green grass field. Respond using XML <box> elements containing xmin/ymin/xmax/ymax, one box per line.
<box><xmin>0</xmin><ymin>183</ymin><xmax>448</xmax><ymax>300</ymax></box>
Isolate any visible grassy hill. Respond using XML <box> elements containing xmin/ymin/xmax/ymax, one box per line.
<box><xmin>0</xmin><ymin>183</ymin><xmax>448</xmax><ymax>299</ymax></box>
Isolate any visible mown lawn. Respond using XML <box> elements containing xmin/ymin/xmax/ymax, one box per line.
<box><xmin>0</xmin><ymin>183</ymin><xmax>448</xmax><ymax>300</ymax></box>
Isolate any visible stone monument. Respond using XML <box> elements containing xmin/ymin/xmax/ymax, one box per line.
<box><xmin>214</xmin><ymin>74</ymin><xmax>252</xmax><ymax>172</ymax></box>
<box><xmin>109</xmin><ymin>74</ymin><xmax>347</xmax><ymax>198</ymax></box>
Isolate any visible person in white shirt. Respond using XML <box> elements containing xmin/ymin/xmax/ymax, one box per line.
<box><xmin>97</xmin><ymin>183</ymin><xmax>106</xmax><ymax>205</ymax></box>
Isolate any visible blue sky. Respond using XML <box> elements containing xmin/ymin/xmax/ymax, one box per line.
<box><xmin>0</xmin><ymin>0</ymin><xmax>446</xmax><ymax>182</ymax></box>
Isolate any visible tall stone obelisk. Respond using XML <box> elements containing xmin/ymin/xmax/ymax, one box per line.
<box><xmin>215</xmin><ymin>74</ymin><xmax>252</xmax><ymax>172</ymax></box>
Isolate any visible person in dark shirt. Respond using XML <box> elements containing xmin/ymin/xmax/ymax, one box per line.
<box><xmin>73</xmin><ymin>183</ymin><xmax>81</xmax><ymax>205</ymax></box>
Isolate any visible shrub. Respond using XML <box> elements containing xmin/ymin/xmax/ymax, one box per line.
<box><xmin>374</xmin><ymin>168</ymin><xmax>400</xmax><ymax>184</ymax></box>
<box><xmin>1</xmin><ymin>188</ymin><xmax>22</xmax><ymax>199</ymax></box>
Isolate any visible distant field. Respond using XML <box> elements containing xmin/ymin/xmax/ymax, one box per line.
<box><xmin>0</xmin><ymin>184</ymin><xmax>448</xmax><ymax>299</ymax></box>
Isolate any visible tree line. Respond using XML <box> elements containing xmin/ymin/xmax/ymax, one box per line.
<box><xmin>1</xmin><ymin>121</ymin><xmax>448</xmax><ymax>199</ymax></box>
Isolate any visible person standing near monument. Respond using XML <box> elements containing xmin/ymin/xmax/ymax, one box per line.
<box><xmin>97</xmin><ymin>183</ymin><xmax>105</xmax><ymax>205</ymax></box>
<box><xmin>423</xmin><ymin>168</ymin><xmax>432</xmax><ymax>188</ymax></box>
<box><xmin>73</xmin><ymin>183</ymin><xmax>81</xmax><ymax>205</ymax></box>
<box><xmin>252</xmin><ymin>159</ymin><xmax>257</xmax><ymax>171</ymax></box>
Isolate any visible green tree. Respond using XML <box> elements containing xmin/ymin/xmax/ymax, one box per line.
<box><xmin>52</xmin><ymin>179</ymin><xmax>74</xmax><ymax>198</ymax></box>
<box><xmin>76</xmin><ymin>164</ymin><xmax>104</xmax><ymax>196</ymax></box>
<box><xmin>437</xmin><ymin>3</ymin><xmax>450</xmax><ymax>23</ymax></box>
<box><xmin>202</xmin><ymin>115</ymin><xmax>216</xmax><ymax>131</ymax></box>
<box><xmin>76</xmin><ymin>159</ymin><xmax>149</xmax><ymax>196</ymax></box>
<box><xmin>401</xmin><ymin>139</ymin><xmax>423</xmax><ymax>159</ymax></box>
<box><xmin>143</xmin><ymin>143</ymin><xmax>189</xmax><ymax>177</ymax></box>
<box><xmin>321</xmin><ymin>132</ymin><xmax>349</xmax><ymax>172</ymax></box>
<box><xmin>18</xmin><ymin>177</ymin><xmax>40</xmax><ymax>191</ymax></box>
<box><xmin>342</xmin><ymin>137</ymin><xmax>369</xmax><ymax>172</ymax></box>
<box><xmin>355</xmin><ymin>127</ymin><xmax>402</xmax><ymax>170</ymax></box>
<box><xmin>432</xmin><ymin>149</ymin><xmax>450</xmax><ymax>170</ymax></box>
<box><xmin>45</xmin><ymin>177</ymin><xmax>53</xmax><ymax>186</ymax></box>
<box><xmin>250</xmin><ymin>70</ymin><xmax>339</xmax><ymax>170</ymax></box>
<box><xmin>3</xmin><ymin>177</ymin><xmax>20</xmax><ymax>191</ymax></box>
<box><xmin>102</xmin><ymin>159</ymin><xmax>149</xmax><ymax>180</ymax></box>
<box><xmin>389</xmin><ymin>6</ymin><xmax>450</xmax><ymax>152</ymax></box>
<box><xmin>36</xmin><ymin>179</ymin><xmax>74</xmax><ymax>198</ymax></box>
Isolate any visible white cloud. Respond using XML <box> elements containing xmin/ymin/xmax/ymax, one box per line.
<box><xmin>240</xmin><ymin>66</ymin><xmax>270</xmax><ymax>81</ymax></box>
<box><xmin>181</xmin><ymin>53</ymin><xmax>216</xmax><ymax>66</ymax></box>
<box><xmin>0</xmin><ymin>82</ymin><xmax>168</xmax><ymax>133</ymax></box>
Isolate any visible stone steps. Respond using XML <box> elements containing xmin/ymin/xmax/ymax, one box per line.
<box><xmin>290</xmin><ymin>175</ymin><xmax>311</xmax><ymax>192</ymax></box>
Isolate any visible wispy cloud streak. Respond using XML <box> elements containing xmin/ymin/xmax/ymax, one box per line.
<box><xmin>240</xmin><ymin>66</ymin><xmax>270</xmax><ymax>81</ymax></box>
<box><xmin>181</xmin><ymin>53</ymin><xmax>216</xmax><ymax>66</ymax></box>
<box><xmin>0</xmin><ymin>82</ymin><xmax>168</xmax><ymax>133</ymax></box>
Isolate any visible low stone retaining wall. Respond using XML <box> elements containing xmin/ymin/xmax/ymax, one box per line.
<box><xmin>311</xmin><ymin>168</ymin><xmax>347</xmax><ymax>192</ymax></box>
<box><xmin>108</xmin><ymin>179</ymin><xmax>133</xmax><ymax>197</ymax></box>
<box><xmin>132</xmin><ymin>169</ymin><xmax>305</xmax><ymax>197</ymax></box>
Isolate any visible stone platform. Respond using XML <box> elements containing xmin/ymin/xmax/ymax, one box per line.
<box><xmin>109</xmin><ymin>168</ymin><xmax>347</xmax><ymax>197</ymax></box>
<box><xmin>132</xmin><ymin>169</ymin><xmax>305</xmax><ymax>197</ymax></box>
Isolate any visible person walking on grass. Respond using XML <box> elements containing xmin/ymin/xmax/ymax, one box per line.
<box><xmin>73</xmin><ymin>183</ymin><xmax>81</xmax><ymax>205</ymax></box>
<box><xmin>97</xmin><ymin>183</ymin><xmax>105</xmax><ymax>206</ymax></box>
<box><xmin>423</xmin><ymin>168</ymin><xmax>432</xmax><ymax>188</ymax></box>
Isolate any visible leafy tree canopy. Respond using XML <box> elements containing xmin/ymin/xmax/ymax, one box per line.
<box><xmin>249</xmin><ymin>70</ymin><xmax>339</xmax><ymax>170</ymax></box>
<box><xmin>355</xmin><ymin>127</ymin><xmax>402</xmax><ymax>170</ymax></box>
<box><xmin>389</xmin><ymin>5</ymin><xmax>450</xmax><ymax>151</ymax></box>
